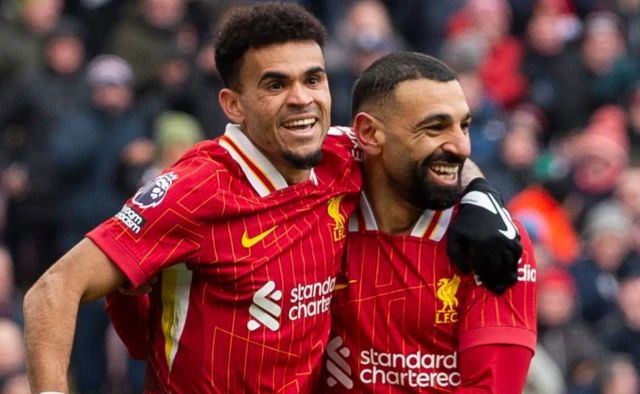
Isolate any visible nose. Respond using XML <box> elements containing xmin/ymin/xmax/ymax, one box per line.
<box><xmin>442</xmin><ymin>126</ymin><xmax>471</xmax><ymax>159</ymax></box>
<box><xmin>286</xmin><ymin>82</ymin><xmax>313</xmax><ymax>107</ymax></box>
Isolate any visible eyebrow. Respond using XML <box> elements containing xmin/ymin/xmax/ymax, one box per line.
<box><xmin>258</xmin><ymin>66</ymin><xmax>326</xmax><ymax>85</ymax></box>
<box><xmin>416</xmin><ymin>112</ymin><xmax>472</xmax><ymax>128</ymax></box>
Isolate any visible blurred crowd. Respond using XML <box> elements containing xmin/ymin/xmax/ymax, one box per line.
<box><xmin>0</xmin><ymin>0</ymin><xmax>639</xmax><ymax>393</ymax></box>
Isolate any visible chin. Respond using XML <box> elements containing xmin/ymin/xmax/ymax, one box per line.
<box><xmin>283</xmin><ymin>149</ymin><xmax>323</xmax><ymax>170</ymax></box>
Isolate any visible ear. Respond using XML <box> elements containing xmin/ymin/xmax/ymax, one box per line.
<box><xmin>219</xmin><ymin>88</ymin><xmax>244</xmax><ymax>124</ymax></box>
<box><xmin>353</xmin><ymin>112</ymin><xmax>384</xmax><ymax>156</ymax></box>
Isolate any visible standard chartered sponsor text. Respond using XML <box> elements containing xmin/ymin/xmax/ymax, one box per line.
<box><xmin>289</xmin><ymin>276</ymin><xmax>335</xmax><ymax>320</ymax></box>
<box><xmin>360</xmin><ymin>349</ymin><xmax>460</xmax><ymax>388</ymax></box>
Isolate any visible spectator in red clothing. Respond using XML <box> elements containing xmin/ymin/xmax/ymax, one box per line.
<box><xmin>446</xmin><ymin>0</ymin><xmax>528</xmax><ymax>108</ymax></box>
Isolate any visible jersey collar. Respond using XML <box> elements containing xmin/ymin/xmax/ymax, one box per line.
<box><xmin>219</xmin><ymin>124</ymin><xmax>317</xmax><ymax>197</ymax></box>
<box><xmin>348</xmin><ymin>193</ymin><xmax>453</xmax><ymax>241</ymax></box>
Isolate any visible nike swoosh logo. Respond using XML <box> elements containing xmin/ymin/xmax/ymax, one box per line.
<box><xmin>242</xmin><ymin>226</ymin><xmax>278</xmax><ymax>248</ymax></box>
<box><xmin>488</xmin><ymin>194</ymin><xmax>517</xmax><ymax>240</ymax></box>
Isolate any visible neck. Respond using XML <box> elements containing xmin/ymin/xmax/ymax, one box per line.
<box><xmin>362</xmin><ymin>160</ymin><xmax>423</xmax><ymax>235</ymax></box>
<box><xmin>279</xmin><ymin>166</ymin><xmax>311</xmax><ymax>185</ymax></box>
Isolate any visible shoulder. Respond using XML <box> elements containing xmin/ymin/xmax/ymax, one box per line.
<box><xmin>324</xmin><ymin>126</ymin><xmax>363</xmax><ymax>162</ymax></box>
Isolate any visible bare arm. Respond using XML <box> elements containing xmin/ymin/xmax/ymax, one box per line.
<box><xmin>461</xmin><ymin>158</ymin><xmax>484</xmax><ymax>188</ymax></box>
<box><xmin>24</xmin><ymin>238</ymin><xmax>127</xmax><ymax>392</ymax></box>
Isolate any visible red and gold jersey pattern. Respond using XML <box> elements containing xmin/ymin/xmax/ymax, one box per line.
<box><xmin>88</xmin><ymin>125</ymin><xmax>362</xmax><ymax>393</ymax></box>
<box><xmin>318</xmin><ymin>194</ymin><xmax>537</xmax><ymax>393</ymax></box>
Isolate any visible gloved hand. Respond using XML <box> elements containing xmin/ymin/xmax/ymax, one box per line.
<box><xmin>447</xmin><ymin>178</ymin><xmax>522</xmax><ymax>294</ymax></box>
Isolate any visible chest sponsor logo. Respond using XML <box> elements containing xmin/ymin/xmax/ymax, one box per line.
<box><xmin>247</xmin><ymin>281</ymin><xmax>282</xmax><ymax>331</ymax></box>
<box><xmin>361</xmin><ymin>348</ymin><xmax>460</xmax><ymax>389</ymax></box>
<box><xmin>132</xmin><ymin>172</ymin><xmax>178</xmax><ymax>209</ymax></box>
<box><xmin>114</xmin><ymin>205</ymin><xmax>147</xmax><ymax>234</ymax></box>
<box><xmin>241</xmin><ymin>226</ymin><xmax>278</xmax><ymax>248</ymax></box>
<box><xmin>326</xmin><ymin>337</ymin><xmax>354</xmax><ymax>389</ymax></box>
<box><xmin>436</xmin><ymin>274</ymin><xmax>461</xmax><ymax>324</ymax></box>
<box><xmin>248</xmin><ymin>276</ymin><xmax>335</xmax><ymax>331</ymax></box>
<box><xmin>328</xmin><ymin>195</ymin><xmax>346</xmax><ymax>241</ymax></box>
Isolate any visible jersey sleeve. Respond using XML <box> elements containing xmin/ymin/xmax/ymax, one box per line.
<box><xmin>87</xmin><ymin>152</ymin><xmax>216</xmax><ymax>287</ymax></box>
<box><xmin>456</xmin><ymin>344</ymin><xmax>533</xmax><ymax>393</ymax></box>
<box><xmin>458</xmin><ymin>221</ymin><xmax>537</xmax><ymax>353</ymax></box>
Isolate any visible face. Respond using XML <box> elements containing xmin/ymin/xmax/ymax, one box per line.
<box><xmin>377</xmin><ymin>79</ymin><xmax>471</xmax><ymax>210</ymax></box>
<box><xmin>229</xmin><ymin>41</ymin><xmax>331</xmax><ymax>171</ymax></box>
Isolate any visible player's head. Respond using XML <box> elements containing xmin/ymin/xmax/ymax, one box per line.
<box><xmin>352</xmin><ymin>52</ymin><xmax>471</xmax><ymax>210</ymax></box>
<box><xmin>216</xmin><ymin>3</ymin><xmax>330</xmax><ymax>178</ymax></box>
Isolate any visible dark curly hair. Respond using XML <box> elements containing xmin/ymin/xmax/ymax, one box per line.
<box><xmin>351</xmin><ymin>52</ymin><xmax>457</xmax><ymax>118</ymax></box>
<box><xmin>215</xmin><ymin>2</ymin><xmax>327</xmax><ymax>91</ymax></box>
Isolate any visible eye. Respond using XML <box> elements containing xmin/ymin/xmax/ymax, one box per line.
<box><xmin>268</xmin><ymin>81</ymin><xmax>284</xmax><ymax>91</ymax></box>
<box><xmin>307</xmin><ymin>75</ymin><xmax>321</xmax><ymax>85</ymax></box>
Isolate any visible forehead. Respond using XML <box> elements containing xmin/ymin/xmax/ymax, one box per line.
<box><xmin>391</xmin><ymin>79</ymin><xmax>469</xmax><ymax>120</ymax></box>
<box><xmin>240</xmin><ymin>41</ymin><xmax>325</xmax><ymax>82</ymax></box>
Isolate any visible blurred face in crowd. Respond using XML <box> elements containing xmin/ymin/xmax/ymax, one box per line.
<box><xmin>144</xmin><ymin>0</ymin><xmax>185</xmax><ymax>29</ymax></box>
<box><xmin>601</xmin><ymin>356</ymin><xmax>640</xmax><ymax>394</ymax></box>
<box><xmin>22</xmin><ymin>0</ymin><xmax>63</xmax><ymax>35</ymax></box>
<box><xmin>538</xmin><ymin>285</ymin><xmax>575</xmax><ymax>327</ymax></box>
<box><xmin>582</xmin><ymin>19</ymin><xmax>625</xmax><ymax>74</ymax></box>
<box><xmin>468</xmin><ymin>0</ymin><xmax>511</xmax><ymax>45</ymax></box>
<box><xmin>357</xmin><ymin>78</ymin><xmax>471</xmax><ymax>210</ymax></box>
<box><xmin>589</xmin><ymin>232</ymin><xmax>632</xmax><ymax>272</ymax></box>
<box><xmin>46</xmin><ymin>35</ymin><xmax>85</xmax><ymax>76</ymax></box>
<box><xmin>526</xmin><ymin>11</ymin><xmax>565</xmax><ymax>56</ymax></box>
<box><xmin>219</xmin><ymin>41</ymin><xmax>331</xmax><ymax>179</ymax></box>
<box><xmin>501</xmin><ymin>125</ymin><xmax>539</xmax><ymax>170</ymax></box>
<box><xmin>92</xmin><ymin>84</ymin><xmax>133</xmax><ymax>113</ymax></box>
<box><xmin>344</xmin><ymin>0</ymin><xmax>394</xmax><ymax>74</ymax></box>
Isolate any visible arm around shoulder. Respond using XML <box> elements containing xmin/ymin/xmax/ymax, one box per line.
<box><xmin>24</xmin><ymin>238</ymin><xmax>127</xmax><ymax>393</ymax></box>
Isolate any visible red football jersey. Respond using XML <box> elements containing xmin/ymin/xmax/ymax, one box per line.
<box><xmin>318</xmin><ymin>194</ymin><xmax>537</xmax><ymax>393</ymax></box>
<box><xmin>87</xmin><ymin>125</ymin><xmax>361</xmax><ymax>393</ymax></box>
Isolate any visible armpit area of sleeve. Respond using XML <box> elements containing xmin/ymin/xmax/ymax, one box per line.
<box><xmin>459</xmin><ymin>326</ymin><xmax>536</xmax><ymax>354</ymax></box>
<box><xmin>86</xmin><ymin>227</ymin><xmax>147</xmax><ymax>288</ymax></box>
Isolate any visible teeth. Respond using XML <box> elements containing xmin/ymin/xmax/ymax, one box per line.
<box><xmin>431</xmin><ymin>165</ymin><xmax>459</xmax><ymax>174</ymax></box>
<box><xmin>282</xmin><ymin>118</ymin><xmax>315</xmax><ymax>127</ymax></box>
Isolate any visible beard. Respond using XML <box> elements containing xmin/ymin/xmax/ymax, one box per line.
<box><xmin>401</xmin><ymin>152</ymin><xmax>465</xmax><ymax>210</ymax></box>
<box><xmin>283</xmin><ymin>149</ymin><xmax>323</xmax><ymax>170</ymax></box>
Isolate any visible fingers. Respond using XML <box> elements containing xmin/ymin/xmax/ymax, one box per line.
<box><xmin>447</xmin><ymin>233</ymin><xmax>471</xmax><ymax>275</ymax></box>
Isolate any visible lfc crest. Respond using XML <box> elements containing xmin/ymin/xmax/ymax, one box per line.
<box><xmin>436</xmin><ymin>275</ymin><xmax>461</xmax><ymax>324</ymax></box>
<box><xmin>328</xmin><ymin>195</ymin><xmax>346</xmax><ymax>241</ymax></box>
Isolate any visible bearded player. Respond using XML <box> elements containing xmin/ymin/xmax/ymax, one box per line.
<box><xmin>23</xmin><ymin>4</ymin><xmax>523</xmax><ymax>394</ymax></box>
<box><xmin>317</xmin><ymin>53</ymin><xmax>536</xmax><ymax>393</ymax></box>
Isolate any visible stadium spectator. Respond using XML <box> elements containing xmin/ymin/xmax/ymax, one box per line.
<box><xmin>447</xmin><ymin>0</ymin><xmax>529</xmax><ymax>109</ymax></box>
<box><xmin>570</xmin><ymin>200</ymin><xmax>640</xmax><ymax>327</ymax></box>
<box><xmin>0</xmin><ymin>0</ymin><xmax>65</xmax><ymax>93</ymax></box>
<box><xmin>50</xmin><ymin>54</ymin><xmax>146</xmax><ymax>394</ymax></box>
<box><xmin>597</xmin><ymin>353</ymin><xmax>640</xmax><ymax>394</ymax></box>
<box><xmin>0</xmin><ymin>318</ymin><xmax>24</xmax><ymax>384</ymax></box>
<box><xmin>615</xmin><ymin>168</ymin><xmax>640</xmax><ymax>253</ymax></box>
<box><xmin>536</xmin><ymin>267</ymin><xmax>603</xmax><ymax>390</ymax></box>
<box><xmin>600</xmin><ymin>266</ymin><xmax>640</xmax><ymax>376</ymax></box>
<box><xmin>0</xmin><ymin>16</ymin><xmax>87</xmax><ymax>287</ymax></box>
<box><xmin>107</xmin><ymin>0</ymin><xmax>191</xmax><ymax>94</ymax></box>
<box><xmin>324</xmin><ymin>0</ymin><xmax>406</xmax><ymax>126</ymax></box>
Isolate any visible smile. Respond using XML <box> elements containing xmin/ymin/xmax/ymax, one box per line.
<box><xmin>428</xmin><ymin>164</ymin><xmax>459</xmax><ymax>183</ymax></box>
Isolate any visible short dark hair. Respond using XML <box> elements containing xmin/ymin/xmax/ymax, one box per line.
<box><xmin>351</xmin><ymin>52</ymin><xmax>458</xmax><ymax>118</ymax></box>
<box><xmin>214</xmin><ymin>2</ymin><xmax>327</xmax><ymax>91</ymax></box>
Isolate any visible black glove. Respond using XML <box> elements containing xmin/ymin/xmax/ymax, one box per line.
<box><xmin>447</xmin><ymin>178</ymin><xmax>522</xmax><ymax>294</ymax></box>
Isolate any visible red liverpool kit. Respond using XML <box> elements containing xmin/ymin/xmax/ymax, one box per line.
<box><xmin>318</xmin><ymin>194</ymin><xmax>537</xmax><ymax>393</ymax></box>
<box><xmin>88</xmin><ymin>125</ymin><xmax>361</xmax><ymax>393</ymax></box>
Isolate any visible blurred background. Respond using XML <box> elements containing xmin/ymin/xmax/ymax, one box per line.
<box><xmin>0</xmin><ymin>0</ymin><xmax>639</xmax><ymax>393</ymax></box>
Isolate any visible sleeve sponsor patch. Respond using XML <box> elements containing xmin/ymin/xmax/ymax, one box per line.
<box><xmin>115</xmin><ymin>205</ymin><xmax>147</xmax><ymax>234</ymax></box>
